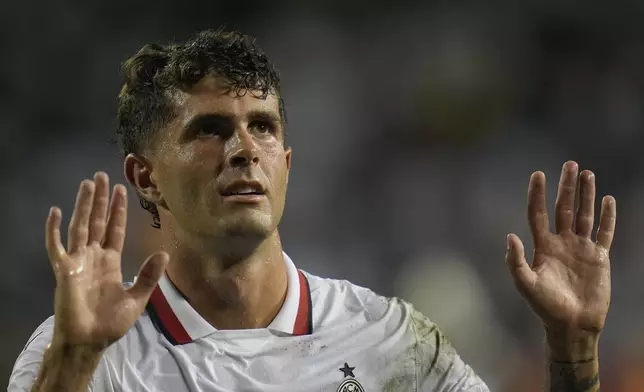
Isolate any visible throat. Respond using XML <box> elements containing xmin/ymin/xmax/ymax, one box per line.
<box><xmin>167</xmin><ymin>252</ymin><xmax>289</xmax><ymax>331</ymax></box>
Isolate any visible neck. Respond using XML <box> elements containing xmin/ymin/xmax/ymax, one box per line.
<box><xmin>161</xmin><ymin>229</ymin><xmax>288</xmax><ymax>331</ymax></box>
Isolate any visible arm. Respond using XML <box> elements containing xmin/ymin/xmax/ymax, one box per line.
<box><xmin>546</xmin><ymin>331</ymin><xmax>600</xmax><ymax>392</ymax></box>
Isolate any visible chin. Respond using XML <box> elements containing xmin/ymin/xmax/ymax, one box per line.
<box><xmin>218</xmin><ymin>211</ymin><xmax>276</xmax><ymax>239</ymax></box>
<box><xmin>209</xmin><ymin>218</ymin><xmax>276</xmax><ymax>261</ymax></box>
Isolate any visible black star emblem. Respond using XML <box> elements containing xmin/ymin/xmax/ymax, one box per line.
<box><xmin>339</xmin><ymin>362</ymin><xmax>355</xmax><ymax>378</ymax></box>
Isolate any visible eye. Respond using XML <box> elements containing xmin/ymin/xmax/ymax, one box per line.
<box><xmin>197</xmin><ymin>121</ymin><xmax>232</xmax><ymax>138</ymax></box>
<box><xmin>250</xmin><ymin>120</ymin><xmax>275</xmax><ymax>135</ymax></box>
<box><xmin>198</xmin><ymin>123</ymin><xmax>221</xmax><ymax>136</ymax></box>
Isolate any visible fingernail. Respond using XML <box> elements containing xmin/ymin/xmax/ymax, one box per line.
<box><xmin>568</xmin><ymin>161</ymin><xmax>578</xmax><ymax>171</ymax></box>
<box><xmin>506</xmin><ymin>234</ymin><xmax>511</xmax><ymax>250</ymax></box>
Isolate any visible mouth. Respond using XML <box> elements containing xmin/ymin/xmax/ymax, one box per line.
<box><xmin>221</xmin><ymin>189</ymin><xmax>264</xmax><ymax>196</ymax></box>
<box><xmin>220</xmin><ymin>181</ymin><xmax>266</xmax><ymax>203</ymax></box>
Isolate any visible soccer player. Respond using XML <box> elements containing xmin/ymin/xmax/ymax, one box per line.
<box><xmin>8</xmin><ymin>29</ymin><xmax>615</xmax><ymax>392</ymax></box>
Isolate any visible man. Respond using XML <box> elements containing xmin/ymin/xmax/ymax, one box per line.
<box><xmin>8</xmin><ymin>29</ymin><xmax>615</xmax><ymax>392</ymax></box>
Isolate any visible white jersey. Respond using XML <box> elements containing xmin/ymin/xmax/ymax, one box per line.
<box><xmin>9</xmin><ymin>253</ymin><xmax>489</xmax><ymax>392</ymax></box>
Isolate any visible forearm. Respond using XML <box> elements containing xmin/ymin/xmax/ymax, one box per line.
<box><xmin>546</xmin><ymin>330</ymin><xmax>601</xmax><ymax>392</ymax></box>
<box><xmin>31</xmin><ymin>342</ymin><xmax>104</xmax><ymax>392</ymax></box>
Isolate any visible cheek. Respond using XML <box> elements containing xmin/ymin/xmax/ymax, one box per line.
<box><xmin>158</xmin><ymin>145</ymin><xmax>220</xmax><ymax>198</ymax></box>
<box><xmin>270</xmin><ymin>155</ymin><xmax>289</xmax><ymax>193</ymax></box>
<box><xmin>168</xmin><ymin>143</ymin><xmax>224</xmax><ymax>176</ymax></box>
<box><xmin>181</xmin><ymin>142</ymin><xmax>223</xmax><ymax>167</ymax></box>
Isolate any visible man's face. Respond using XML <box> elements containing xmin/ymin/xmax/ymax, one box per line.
<box><xmin>149</xmin><ymin>76</ymin><xmax>291</xmax><ymax>241</ymax></box>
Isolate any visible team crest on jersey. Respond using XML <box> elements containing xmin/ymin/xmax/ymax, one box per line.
<box><xmin>336</xmin><ymin>362</ymin><xmax>365</xmax><ymax>392</ymax></box>
<box><xmin>336</xmin><ymin>379</ymin><xmax>365</xmax><ymax>392</ymax></box>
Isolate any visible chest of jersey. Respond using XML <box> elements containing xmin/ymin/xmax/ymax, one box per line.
<box><xmin>95</xmin><ymin>320</ymin><xmax>417</xmax><ymax>392</ymax></box>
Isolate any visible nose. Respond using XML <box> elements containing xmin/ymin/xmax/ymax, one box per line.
<box><xmin>227</xmin><ymin>129</ymin><xmax>259</xmax><ymax>168</ymax></box>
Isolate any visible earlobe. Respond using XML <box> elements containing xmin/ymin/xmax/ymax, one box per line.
<box><xmin>124</xmin><ymin>153</ymin><xmax>163</xmax><ymax>204</ymax></box>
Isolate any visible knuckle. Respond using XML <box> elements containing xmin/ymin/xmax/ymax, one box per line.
<box><xmin>91</xmin><ymin>221</ymin><xmax>106</xmax><ymax>230</ymax></box>
<box><xmin>72</xmin><ymin>227</ymin><xmax>89</xmax><ymax>236</ymax></box>
<box><xmin>111</xmin><ymin>227</ymin><xmax>126</xmax><ymax>237</ymax></box>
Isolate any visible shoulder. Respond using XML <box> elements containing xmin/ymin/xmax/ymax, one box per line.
<box><xmin>302</xmin><ymin>271</ymin><xmax>395</xmax><ymax>323</ymax></box>
<box><xmin>303</xmin><ymin>270</ymin><xmax>444</xmax><ymax>331</ymax></box>
<box><xmin>14</xmin><ymin>315</ymin><xmax>56</xmax><ymax>359</ymax></box>
<box><xmin>9</xmin><ymin>311</ymin><xmax>153</xmax><ymax>360</ymax></box>
<box><xmin>303</xmin><ymin>272</ymin><xmax>488</xmax><ymax>391</ymax></box>
<box><xmin>302</xmin><ymin>270</ymin><xmax>426</xmax><ymax>344</ymax></box>
<box><xmin>8</xmin><ymin>309</ymin><xmax>155</xmax><ymax>392</ymax></box>
<box><xmin>406</xmin><ymin>305</ymin><xmax>490</xmax><ymax>391</ymax></box>
<box><xmin>8</xmin><ymin>316</ymin><xmax>55</xmax><ymax>392</ymax></box>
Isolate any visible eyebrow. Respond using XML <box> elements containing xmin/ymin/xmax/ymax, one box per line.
<box><xmin>182</xmin><ymin>109</ymin><xmax>282</xmax><ymax>132</ymax></box>
<box><xmin>182</xmin><ymin>113</ymin><xmax>230</xmax><ymax>133</ymax></box>
<box><xmin>246</xmin><ymin>109</ymin><xmax>282</xmax><ymax>124</ymax></box>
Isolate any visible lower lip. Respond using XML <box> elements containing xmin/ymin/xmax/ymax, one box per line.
<box><xmin>222</xmin><ymin>194</ymin><xmax>266</xmax><ymax>204</ymax></box>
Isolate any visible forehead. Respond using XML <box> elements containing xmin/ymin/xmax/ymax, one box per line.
<box><xmin>171</xmin><ymin>76</ymin><xmax>280</xmax><ymax>124</ymax></box>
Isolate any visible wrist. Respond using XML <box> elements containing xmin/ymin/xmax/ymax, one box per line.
<box><xmin>545</xmin><ymin>328</ymin><xmax>600</xmax><ymax>362</ymax></box>
<box><xmin>42</xmin><ymin>340</ymin><xmax>105</xmax><ymax>378</ymax></box>
<box><xmin>50</xmin><ymin>327</ymin><xmax>110</xmax><ymax>353</ymax></box>
<box><xmin>48</xmin><ymin>334</ymin><xmax>107</xmax><ymax>356</ymax></box>
<box><xmin>34</xmin><ymin>340</ymin><xmax>105</xmax><ymax>392</ymax></box>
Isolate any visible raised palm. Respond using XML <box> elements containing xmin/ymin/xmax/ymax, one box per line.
<box><xmin>46</xmin><ymin>172</ymin><xmax>168</xmax><ymax>348</ymax></box>
<box><xmin>506</xmin><ymin>161</ymin><xmax>616</xmax><ymax>333</ymax></box>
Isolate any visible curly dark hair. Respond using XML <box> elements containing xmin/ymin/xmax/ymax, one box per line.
<box><xmin>114</xmin><ymin>28</ymin><xmax>285</xmax><ymax>229</ymax></box>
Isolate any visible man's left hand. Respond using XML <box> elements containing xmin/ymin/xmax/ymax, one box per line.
<box><xmin>505</xmin><ymin>161</ymin><xmax>616</xmax><ymax>359</ymax></box>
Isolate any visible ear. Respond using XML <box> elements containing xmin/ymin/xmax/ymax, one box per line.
<box><xmin>284</xmin><ymin>147</ymin><xmax>292</xmax><ymax>185</ymax></box>
<box><xmin>124</xmin><ymin>153</ymin><xmax>163</xmax><ymax>205</ymax></box>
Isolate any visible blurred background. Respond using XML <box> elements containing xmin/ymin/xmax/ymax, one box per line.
<box><xmin>2</xmin><ymin>0</ymin><xmax>644</xmax><ymax>390</ymax></box>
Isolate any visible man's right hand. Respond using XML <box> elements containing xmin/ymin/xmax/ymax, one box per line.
<box><xmin>46</xmin><ymin>172</ymin><xmax>169</xmax><ymax>350</ymax></box>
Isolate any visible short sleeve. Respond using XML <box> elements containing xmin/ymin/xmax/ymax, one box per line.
<box><xmin>410</xmin><ymin>307</ymin><xmax>490</xmax><ymax>392</ymax></box>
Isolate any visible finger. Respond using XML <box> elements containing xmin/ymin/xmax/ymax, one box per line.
<box><xmin>127</xmin><ymin>251</ymin><xmax>169</xmax><ymax>304</ymax></box>
<box><xmin>45</xmin><ymin>207</ymin><xmax>66</xmax><ymax>266</ymax></box>
<box><xmin>527</xmin><ymin>171</ymin><xmax>550</xmax><ymax>242</ymax></box>
<box><xmin>505</xmin><ymin>233</ymin><xmax>536</xmax><ymax>293</ymax></box>
<box><xmin>103</xmin><ymin>185</ymin><xmax>128</xmax><ymax>253</ymax></box>
<box><xmin>596</xmin><ymin>196</ymin><xmax>617</xmax><ymax>249</ymax></box>
<box><xmin>574</xmin><ymin>170</ymin><xmax>596</xmax><ymax>237</ymax></box>
<box><xmin>554</xmin><ymin>161</ymin><xmax>579</xmax><ymax>233</ymax></box>
<box><xmin>67</xmin><ymin>180</ymin><xmax>96</xmax><ymax>253</ymax></box>
<box><xmin>88</xmin><ymin>172</ymin><xmax>110</xmax><ymax>244</ymax></box>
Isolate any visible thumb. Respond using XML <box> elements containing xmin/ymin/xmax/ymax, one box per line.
<box><xmin>127</xmin><ymin>251</ymin><xmax>170</xmax><ymax>303</ymax></box>
<box><xmin>505</xmin><ymin>233</ymin><xmax>536</xmax><ymax>292</ymax></box>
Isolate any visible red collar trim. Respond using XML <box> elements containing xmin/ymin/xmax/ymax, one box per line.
<box><xmin>147</xmin><ymin>285</ymin><xmax>192</xmax><ymax>345</ymax></box>
<box><xmin>293</xmin><ymin>270</ymin><xmax>313</xmax><ymax>336</ymax></box>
